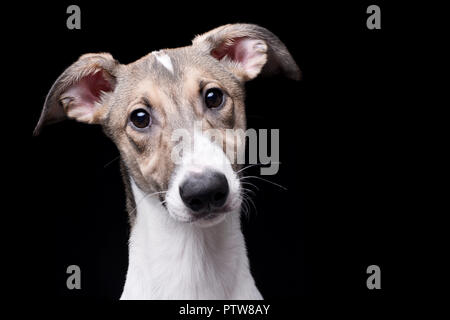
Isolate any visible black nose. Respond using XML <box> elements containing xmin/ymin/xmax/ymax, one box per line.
<box><xmin>179</xmin><ymin>170</ymin><xmax>229</xmax><ymax>214</ymax></box>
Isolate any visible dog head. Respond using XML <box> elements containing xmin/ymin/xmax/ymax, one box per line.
<box><xmin>34</xmin><ymin>24</ymin><xmax>300</xmax><ymax>227</ymax></box>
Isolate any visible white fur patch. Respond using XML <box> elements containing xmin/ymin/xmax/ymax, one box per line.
<box><xmin>152</xmin><ymin>51</ymin><xmax>174</xmax><ymax>74</ymax></box>
<box><xmin>120</xmin><ymin>178</ymin><xmax>263</xmax><ymax>300</ymax></box>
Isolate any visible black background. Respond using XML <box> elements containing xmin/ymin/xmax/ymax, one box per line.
<box><xmin>5</xmin><ymin>0</ymin><xmax>426</xmax><ymax>313</ymax></box>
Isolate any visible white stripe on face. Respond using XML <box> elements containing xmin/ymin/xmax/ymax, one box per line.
<box><xmin>152</xmin><ymin>51</ymin><xmax>174</xmax><ymax>74</ymax></box>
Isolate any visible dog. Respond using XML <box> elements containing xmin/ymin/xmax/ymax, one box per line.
<box><xmin>34</xmin><ymin>24</ymin><xmax>300</xmax><ymax>299</ymax></box>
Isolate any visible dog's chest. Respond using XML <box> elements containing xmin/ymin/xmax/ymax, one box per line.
<box><xmin>121</xmin><ymin>210</ymin><xmax>254</xmax><ymax>299</ymax></box>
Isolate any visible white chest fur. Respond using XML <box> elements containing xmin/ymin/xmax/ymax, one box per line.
<box><xmin>120</xmin><ymin>181</ymin><xmax>262</xmax><ymax>300</ymax></box>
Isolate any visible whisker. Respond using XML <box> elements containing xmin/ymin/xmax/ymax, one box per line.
<box><xmin>240</xmin><ymin>196</ymin><xmax>251</xmax><ymax>220</ymax></box>
<box><xmin>241</xmin><ymin>181</ymin><xmax>260</xmax><ymax>191</ymax></box>
<box><xmin>236</xmin><ymin>163</ymin><xmax>264</xmax><ymax>174</ymax></box>
<box><xmin>129</xmin><ymin>190</ymin><xmax>168</xmax><ymax>216</ymax></box>
<box><xmin>240</xmin><ymin>186</ymin><xmax>256</xmax><ymax>196</ymax></box>
<box><xmin>103</xmin><ymin>155</ymin><xmax>120</xmax><ymax>168</ymax></box>
<box><xmin>240</xmin><ymin>175</ymin><xmax>288</xmax><ymax>191</ymax></box>
<box><xmin>239</xmin><ymin>187</ymin><xmax>259</xmax><ymax>220</ymax></box>
<box><xmin>242</xmin><ymin>192</ymin><xmax>257</xmax><ymax>215</ymax></box>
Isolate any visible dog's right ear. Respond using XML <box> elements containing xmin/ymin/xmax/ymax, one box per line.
<box><xmin>33</xmin><ymin>53</ymin><xmax>119</xmax><ymax>136</ymax></box>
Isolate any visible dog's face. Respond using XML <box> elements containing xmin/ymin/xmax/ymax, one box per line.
<box><xmin>34</xmin><ymin>24</ymin><xmax>300</xmax><ymax>227</ymax></box>
<box><xmin>109</xmin><ymin>47</ymin><xmax>248</xmax><ymax>227</ymax></box>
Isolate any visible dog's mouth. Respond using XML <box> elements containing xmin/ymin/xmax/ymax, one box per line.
<box><xmin>188</xmin><ymin>212</ymin><xmax>220</xmax><ymax>223</ymax></box>
<box><xmin>165</xmin><ymin>195</ymin><xmax>238</xmax><ymax>227</ymax></box>
<box><xmin>185</xmin><ymin>210</ymin><xmax>230</xmax><ymax>227</ymax></box>
<box><xmin>187</xmin><ymin>202</ymin><xmax>235</xmax><ymax>222</ymax></box>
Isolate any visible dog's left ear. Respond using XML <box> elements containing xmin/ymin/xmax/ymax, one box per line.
<box><xmin>192</xmin><ymin>24</ymin><xmax>300</xmax><ymax>81</ymax></box>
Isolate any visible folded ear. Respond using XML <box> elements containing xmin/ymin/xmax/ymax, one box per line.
<box><xmin>192</xmin><ymin>24</ymin><xmax>300</xmax><ymax>81</ymax></box>
<box><xmin>33</xmin><ymin>53</ymin><xmax>119</xmax><ymax>135</ymax></box>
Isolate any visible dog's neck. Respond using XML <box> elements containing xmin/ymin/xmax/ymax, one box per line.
<box><xmin>120</xmin><ymin>179</ymin><xmax>262</xmax><ymax>300</ymax></box>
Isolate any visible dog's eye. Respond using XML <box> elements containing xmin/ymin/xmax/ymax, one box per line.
<box><xmin>204</xmin><ymin>88</ymin><xmax>224</xmax><ymax>109</ymax></box>
<box><xmin>130</xmin><ymin>109</ymin><xmax>151</xmax><ymax>129</ymax></box>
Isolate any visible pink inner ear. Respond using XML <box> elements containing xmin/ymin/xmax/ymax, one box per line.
<box><xmin>211</xmin><ymin>37</ymin><xmax>267</xmax><ymax>79</ymax></box>
<box><xmin>63</xmin><ymin>70</ymin><xmax>113</xmax><ymax>120</ymax></box>
<box><xmin>211</xmin><ymin>37</ymin><xmax>248</xmax><ymax>62</ymax></box>
<box><xmin>70</xmin><ymin>71</ymin><xmax>112</xmax><ymax>105</ymax></box>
